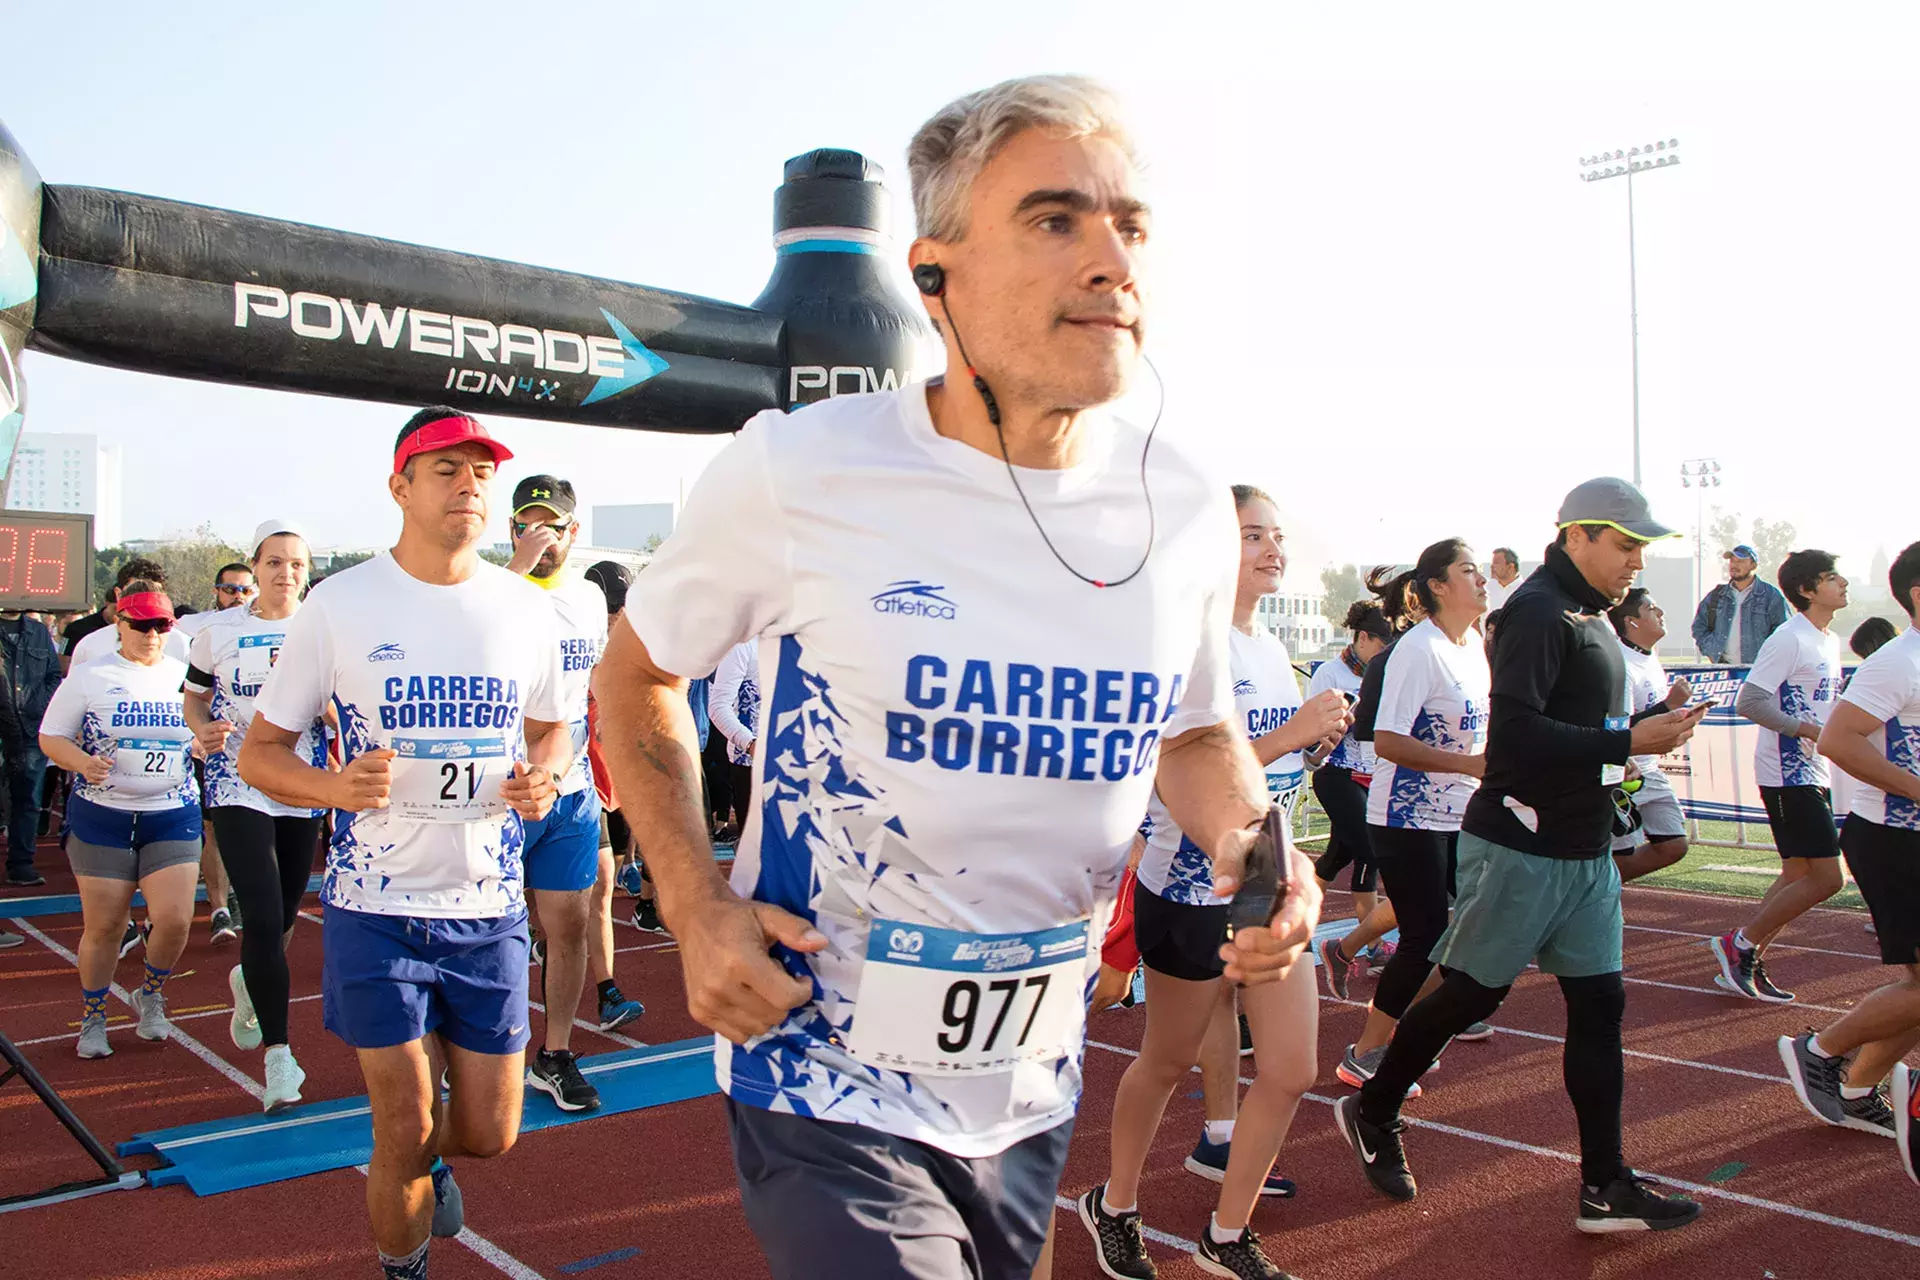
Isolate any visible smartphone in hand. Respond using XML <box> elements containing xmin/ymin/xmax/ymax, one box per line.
<box><xmin>1226</xmin><ymin>803</ymin><xmax>1290</xmax><ymax>937</ymax></box>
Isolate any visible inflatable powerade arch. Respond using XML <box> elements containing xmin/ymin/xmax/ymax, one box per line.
<box><xmin>0</xmin><ymin>117</ymin><xmax>930</xmax><ymax>495</ymax></box>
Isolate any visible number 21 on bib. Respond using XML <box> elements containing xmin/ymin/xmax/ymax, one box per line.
<box><xmin>845</xmin><ymin>920</ymin><xmax>1090</xmax><ymax>1075</ymax></box>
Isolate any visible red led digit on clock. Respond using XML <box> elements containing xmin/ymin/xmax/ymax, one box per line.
<box><xmin>26</xmin><ymin>528</ymin><xmax>67</xmax><ymax>595</ymax></box>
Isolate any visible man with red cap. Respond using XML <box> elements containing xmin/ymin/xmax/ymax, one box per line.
<box><xmin>239</xmin><ymin>406</ymin><xmax>573</xmax><ymax>1280</ymax></box>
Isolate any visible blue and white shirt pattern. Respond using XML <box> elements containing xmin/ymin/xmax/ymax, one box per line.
<box><xmin>41</xmin><ymin>654</ymin><xmax>198</xmax><ymax>813</ymax></box>
<box><xmin>187</xmin><ymin>606</ymin><xmax>327</xmax><ymax>818</ymax></box>
<box><xmin>1745</xmin><ymin>612</ymin><xmax>1842</xmax><ymax>789</ymax></box>
<box><xmin>1838</xmin><ymin>626</ymin><xmax>1920</xmax><ymax>830</ymax></box>
<box><xmin>1364</xmin><ymin>618</ymin><xmax>1489</xmax><ymax>831</ymax></box>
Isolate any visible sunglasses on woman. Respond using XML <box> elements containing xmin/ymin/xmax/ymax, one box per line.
<box><xmin>126</xmin><ymin>618</ymin><xmax>174</xmax><ymax>634</ymax></box>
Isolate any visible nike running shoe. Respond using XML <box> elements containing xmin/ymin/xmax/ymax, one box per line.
<box><xmin>616</xmin><ymin>861</ymin><xmax>646</xmax><ymax>897</ymax></box>
<box><xmin>1194</xmin><ymin>1224</ymin><xmax>1297</xmax><ymax>1279</ymax></box>
<box><xmin>597</xmin><ymin>988</ymin><xmax>645</xmax><ymax>1032</ymax></box>
<box><xmin>1334</xmin><ymin>1095</ymin><xmax>1416</xmax><ymax>1201</ymax></box>
<box><xmin>118</xmin><ymin>920</ymin><xmax>147</xmax><ymax>960</ymax></box>
<box><xmin>630</xmin><ymin>898</ymin><xmax>667</xmax><ymax>935</ymax></box>
<box><xmin>210</xmin><ymin>907</ymin><xmax>238</xmax><ymax>947</ymax></box>
<box><xmin>1077</xmin><ymin>1183</ymin><xmax>1156</xmax><ymax>1280</ymax></box>
<box><xmin>1336</xmin><ymin>1043</ymin><xmax>1421</xmax><ymax>1098</ymax></box>
<box><xmin>1576</xmin><ymin>1173</ymin><xmax>1701</xmax><ymax>1233</ymax></box>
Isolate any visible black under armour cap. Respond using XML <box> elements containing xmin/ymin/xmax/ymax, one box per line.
<box><xmin>512</xmin><ymin>475</ymin><xmax>576</xmax><ymax>520</ymax></box>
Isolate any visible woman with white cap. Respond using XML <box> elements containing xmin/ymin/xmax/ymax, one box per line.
<box><xmin>184</xmin><ymin>519</ymin><xmax>328</xmax><ymax>1111</ymax></box>
<box><xmin>40</xmin><ymin>579</ymin><xmax>201</xmax><ymax>1060</ymax></box>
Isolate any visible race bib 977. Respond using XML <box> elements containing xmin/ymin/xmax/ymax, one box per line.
<box><xmin>845</xmin><ymin>919</ymin><xmax>1090</xmax><ymax>1076</ymax></box>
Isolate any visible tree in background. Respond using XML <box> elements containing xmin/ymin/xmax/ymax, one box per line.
<box><xmin>92</xmin><ymin>524</ymin><xmax>249</xmax><ymax>612</ymax></box>
<box><xmin>1707</xmin><ymin>509</ymin><xmax>1798</xmax><ymax>584</ymax></box>
<box><xmin>1320</xmin><ymin>563</ymin><xmax>1365</xmax><ymax>632</ymax></box>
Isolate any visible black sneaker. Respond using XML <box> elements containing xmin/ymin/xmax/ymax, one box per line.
<box><xmin>1751</xmin><ymin>956</ymin><xmax>1795</xmax><ymax>1003</ymax></box>
<box><xmin>527</xmin><ymin>1048</ymin><xmax>600</xmax><ymax>1112</ymax></box>
<box><xmin>1194</xmin><ymin>1225</ymin><xmax>1296</xmax><ymax>1280</ymax></box>
<box><xmin>1334</xmin><ymin>1095</ymin><xmax>1416</xmax><ymax>1201</ymax></box>
<box><xmin>1576</xmin><ymin>1173</ymin><xmax>1702</xmax><ymax>1233</ymax></box>
<box><xmin>209</xmin><ymin>908</ymin><xmax>238</xmax><ymax>947</ymax></box>
<box><xmin>1076</xmin><ymin>1183</ymin><xmax>1156</xmax><ymax>1280</ymax></box>
<box><xmin>1839</xmin><ymin>1083</ymin><xmax>1897</xmax><ymax>1138</ymax></box>
<box><xmin>630</xmin><ymin>898</ymin><xmax>668</xmax><ymax>935</ymax></box>
<box><xmin>118</xmin><ymin>920</ymin><xmax>148</xmax><ymax>960</ymax></box>
<box><xmin>5</xmin><ymin>868</ymin><xmax>45</xmax><ymax>887</ymax></box>
<box><xmin>1777</xmin><ymin>1032</ymin><xmax>1847</xmax><ymax>1125</ymax></box>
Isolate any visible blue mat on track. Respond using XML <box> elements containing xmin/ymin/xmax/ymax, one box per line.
<box><xmin>118</xmin><ymin>1038</ymin><xmax>717</xmax><ymax>1196</ymax></box>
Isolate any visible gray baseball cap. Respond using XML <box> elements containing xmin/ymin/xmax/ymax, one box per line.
<box><xmin>1555</xmin><ymin>477</ymin><xmax>1678</xmax><ymax>543</ymax></box>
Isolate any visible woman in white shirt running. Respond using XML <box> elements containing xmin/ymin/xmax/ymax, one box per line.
<box><xmin>40</xmin><ymin>582</ymin><xmax>201</xmax><ymax>1060</ymax></box>
<box><xmin>1081</xmin><ymin>486</ymin><xmax>1347</xmax><ymax>1280</ymax></box>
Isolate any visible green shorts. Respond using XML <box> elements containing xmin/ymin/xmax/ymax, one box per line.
<box><xmin>1431</xmin><ymin>833</ymin><xmax>1623</xmax><ymax>986</ymax></box>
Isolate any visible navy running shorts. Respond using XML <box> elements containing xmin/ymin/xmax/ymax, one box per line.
<box><xmin>522</xmin><ymin>787</ymin><xmax>602</xmax><ymax>892</ymax></box>
<box><xmin>321</xmin><ymin>906</ymin><xmax>531</xmax><ymax>1055</ymax></box>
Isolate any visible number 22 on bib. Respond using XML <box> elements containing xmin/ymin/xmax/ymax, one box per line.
<box><xmin>845</xmin><ymin>920</ymin><xmax>1090</xmax><ymax>1075</ymax></box>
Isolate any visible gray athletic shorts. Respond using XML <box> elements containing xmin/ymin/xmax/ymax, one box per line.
<box><xmin>67</xmin><ymin>838</ymin><xmax>201</xmax><ymax>882</ymax></box>
<box><xmin>726</xmin><ymin>1098</ymin><xmax>1072</xmax><ymax>1280</ymax></box>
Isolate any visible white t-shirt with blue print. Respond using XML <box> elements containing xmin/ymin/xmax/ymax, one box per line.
<box><xmin>41</xmin><ymin>653</ymin><xmax>198</xmax><ymax>813</ymax></box>
<box><xmin>1364</xmin><ymin>618</ymin><xmax>1489</xmax><ymax>831</ymax></box>
<box><xmin>253</xmin><ymin>553</ymin><xmax>567</xmax><ymax>920</ymax></box>
<box><xmin>186</xmin><ymin>606</ymin><xmax>327</xmax><ymax>818</ymax></box>
<box><xmin>625</xmin><ymin>380</ymin><xmax>1237</xmax><ymax>1159</ymax></box>
<box><xmin>711</xmin><ymin>639</ymin><xmax>762</xmax><ymax>767</ymax></box>
<box><xmin>535</xmin><ymin>573</ymin><xmax>607</xmax><ymax>798</ymax></box>
<box><xmin>1745</xmin><ymin>612</ymin><xmax>1842</xmax><ymax>789</ymax></box>
<box><xmin>1139</xmin><ymin>626</ymin><xmax>1304</xmax><ymax>905</ymax></box>
<box><xmin>1837</xmin><ymin>626</ymin><xmax>1920</xmax><ymax>830</ymax></box>
<box><xmin>1306</xmin><ymin>650</ymin><xmax>1372</xmax><ymax>774</ymax></box>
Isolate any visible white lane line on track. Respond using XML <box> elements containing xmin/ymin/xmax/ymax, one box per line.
<box><xmin>1621</xmin><ymin>973</ymin><xmax>1852</xmax><ymax>1015</ymax></box>
<box><xmin>19</xmin><ymin>921</ymin><xmax>551</xmax><ymax>1279</ymax></box>
<box><xmin>1621</xmin><ymin>922</ymin><xmax>1881</xmax><ymax>962</ymax></box>
<box><xmin>13</xmin><ymin>993</ymin><xmax>324</xmax><ymax>1048</ymax></box>
<box><xmin>1084</xmin><ymin>1038</ymin><xmax>1920</xmax><ymax>1250</ymax></box>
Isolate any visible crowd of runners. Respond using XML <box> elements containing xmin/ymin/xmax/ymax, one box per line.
<box><xmin>3</xmin><ymin>74</ymin><xmax>1917</xmax><ymax>1280</ymax></box>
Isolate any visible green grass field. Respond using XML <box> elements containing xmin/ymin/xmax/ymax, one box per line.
<box><xmin>1291</xmin><ymin>793</ymin><xmax>1867</xmax><ymax>913</ymax></box>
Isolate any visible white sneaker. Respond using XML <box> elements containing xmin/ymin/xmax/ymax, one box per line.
<box><xmin>262</xmin><ymin>1049</ymin><xmax>306</xmax><ymax>1113</ymax></box>
<box><xmin>76</xmin><ymin>1014</ymin><xmax>112</xmax><ymax>1059</ymax></box>
<box><xmin>229</xmin><ymin>965</ymin><xmax>262</xmax><ymax>1050</ymax></box>
<box><xmin>131</xmin><ymin>988</ymin><xmax>171</xmax><ymax>1041</ymax></box>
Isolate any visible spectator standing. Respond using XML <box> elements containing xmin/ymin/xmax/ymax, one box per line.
<box><xmin>1691</xmin><ymin>543</ymin><xmax>1789</xmax><ymax>664</ymax></box>
<box><xmin>1485</xmin><ymin>547</ymin><xmax>1524</xmax><ymax>612</ymax></box>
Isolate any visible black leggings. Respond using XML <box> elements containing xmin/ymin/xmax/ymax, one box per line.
<box><xmin>1312</xmin><ymin>767</ymin><xmax>1377</xmax><ymax>893</ymax></box>
<box><xmin>1361</xmin><ymin>968</ymin><xmax>1628</xmax><ymax>1188</ymax></box>
<box><xmin>211</xmin><ymin>807</ymin><xmax>322</xmax><ymax>1047</ymax></box>
<box><xmin>1365</xmin><ymin>826</ymin><xmax>1457</xmax><ymax>1019</ymax></box>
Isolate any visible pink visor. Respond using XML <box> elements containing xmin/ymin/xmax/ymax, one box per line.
<box><xmin>393</xmin><ymin>415</ymin><xmax>514</xmax><ymax>474</ymax></box>
<box><xmin>117</xmin><ymin>591</ymin><xmax>175</xmax><ymax>622</ymax></box>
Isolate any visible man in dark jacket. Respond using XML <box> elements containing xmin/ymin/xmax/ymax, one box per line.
<box><xmin>3</xmin><ymin>612</ymin><xmax>62</xmax><ymax>885</ymax></box>
<box><xmin>1337</xmin><ymin>478</ymin><xmax>1712</xmax><ymax>1234</ymax></box>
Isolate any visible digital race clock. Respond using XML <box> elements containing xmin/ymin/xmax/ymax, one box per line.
<box><xmin>0</xmin><ymin>509</ymin><xmax>95</xmax><ymax>612</ymax></box>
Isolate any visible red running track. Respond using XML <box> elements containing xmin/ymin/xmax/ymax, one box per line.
<box><xmin>3</xmin><ymin>842</ymin><xmax>1916</xmax><ymax>1279</ymax></box>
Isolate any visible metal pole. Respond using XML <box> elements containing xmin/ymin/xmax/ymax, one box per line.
<box><xmin>1627</xmin><ymin>165</ymin><xmax>1642</xmax><ymax>488</ymax></box>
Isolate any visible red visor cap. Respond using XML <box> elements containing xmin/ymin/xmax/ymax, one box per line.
<box><xmin>393</xmin><ymin>415</ymin><xmax>515</xmax><ymax>474</ymax></box>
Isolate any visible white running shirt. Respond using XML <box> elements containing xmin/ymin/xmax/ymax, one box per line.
<box><xmin>1618</xmin><ymin>641</ymin><xmax>1673</xmax><ymax>783</ymax></box>
<box><xmin>1837</xmin><ymin>626</ymin><xmax>1920</xmax><ymax>830</ymax></box>
<box><xmin>186</xmin><ymin>606</ymin><xmax>327</xmax><ymax>818</ymax></box>
<box><xmin>710</xmin><ymin>640</ymin><xmax>762</xmax><ymax>767</ymax></box>
<box><xmin>69</xmin><ymin>622</ymin><xmax>190</xmax><ymax>668</ymax></box>
<box><xmin>1140</xmin><ymin>626</ymin><xmax>1303</xmax><ymax>905</ymax></box>
<box><xmin>1365</xmin><ymin>618</ymin><xmax>1490</xmax><ymax>831</ymax></box>
<box><xmin>1744</xmin><ymin>612</ymin><xmax>1842</xmax><ymax>789</ymax></box>
<box><xmin>1306</xmin><ymin>652</ymin><xmax>1372</xmax><ymax>774</ymax></box>
<box><xmin>625</xmin><ymin>380</ymin><xmax>1236</xmax><ymax>1158</ymax></box>
<box><xmin>253</xmin><ymin>553</ymin><xmax>567</xmax><ymax>919</ymax></box>
<box><xmin>531</xmin><ymin>574</ymin><xmax>607</xmax><ymax>797</ymax></box>
<box><xmin>42</xmin><ymin>654</ymin><xmax>197</xmax><ymax>812</ymax></box>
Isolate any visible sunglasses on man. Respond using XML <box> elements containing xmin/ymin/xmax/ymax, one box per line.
<box><xmin>126</xmin><ymin>618</ymin><xmax>174</xmax><ymax>634</ymax></box>
<box><xmin>511</xmin><ymin>519</ymin><xmax>573</xmax><ymax>539</ymax></box>
<box><xmin>214</xmin><ymin>583</ymin><xmax>257</xmax><ymax>596</ymax></box>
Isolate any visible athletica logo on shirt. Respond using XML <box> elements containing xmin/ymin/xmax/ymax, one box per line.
<box><xmin>1232</xmin><ymin>679</ymin><xmax>1258</xmax><ymax>696</ymax></box>
<box><xmin>871</xmin><ymin>580</ymin><xmax>957</xmax><ymax>620</ymax></box>
<box><xmin>367</xmin><ymin>643</ymin><xmax>407</xmax><ymax>662</ymax></box>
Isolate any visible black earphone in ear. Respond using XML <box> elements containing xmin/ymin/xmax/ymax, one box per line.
<box><xmin>909</xmin><ymin>259</ymin><xmax>1159</xmax><ymax>590</ymax></box>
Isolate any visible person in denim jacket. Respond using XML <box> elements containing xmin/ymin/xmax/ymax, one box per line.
<box><xmin>1691</xmin><ymin>544</ymin><xmax>1789</xmax><ymax>664</ymax></box>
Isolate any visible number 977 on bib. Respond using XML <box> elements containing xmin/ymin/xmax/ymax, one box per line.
<box><xmin>846</xmin><ymin>918</ymin><xmax>1090</xmax><ymax>1076</ymax></box>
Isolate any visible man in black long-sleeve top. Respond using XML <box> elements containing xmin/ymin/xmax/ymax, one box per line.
<box><xmin>1337</xmin><ymin>477</ymin><xmax>1712</xmax><ymax>1234</ymax></box>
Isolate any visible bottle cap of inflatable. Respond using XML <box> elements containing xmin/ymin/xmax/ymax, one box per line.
<box><xmin>773</xmin><ymin>149</ymin><xmax>889</xmax><ymax>237</ymax></box>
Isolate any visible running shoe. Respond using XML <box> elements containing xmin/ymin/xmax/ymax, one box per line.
<box><xmin>1318</xmin><ymin>935</ymin><xmax>1358</xmax><ymax>1001</ymax></box>
<box><xmin>1866</xmin><ymin>918</ymin><xmax>1878</xmax><ymax>935</ymax></box>
<box><xmin>1839</xmin><ymin>1084</ymin><xmax>1897</xmax><ymax>1138</ymax></box>
<box><xmin>1334</xmin><ymin>1095</ymin><xmax>1416</xmax><ymax>1201</ymax></box>
<box><xmin>1575</xmin><ymin>1173</ymin><xmax>1702</xmax><ymax>1233</ymax></box>
<box><xmin>210</xmin><ymin>907</ymin><xmax>238</xmax><ymax>947</ymax></box>
<box><xmin>597</xmin><ymin>987</ymin><xmax>645</xmax><ymax>1032</ymax></box>
<box><xmin>75</xmin><ymin>1014</ymin><xmax>111</xmax><ymax>1059</ymax></box>
<box><xmin>131</xmin><ymin>987</ymin><xmax>171</xmax><ymax>1041</ymax></box>
<box><xmin>1894</xmin><ymin>1064</ymin><xmax>1920</xmax><ymax>1188</ymax></box>
<box><xmin>118</xmin><ymin>920</ymin><xmax>148</xmax><ymax>960</ymax></box>
<box><xmin>1239</xmin><ymin>1012</ymin><xmax>1253</xmax><ymax>1056</ymax></box>
<box><xmin>0</xmin><ymin>929</ymin><xmax>23</xmax><ymax>949</ymax></box>
<box><xmin>1183</xmin><ymin>1135</ymin><xmax>1295</xmax><ymax>1197</ymax></box>
<box><xmin>1335</xmin><ymin>1043</ymin><xmax>1421</xmax><ymax>1098</ymax></box>
<box><xmin>1751</xmin><ymin>956</ymin><xmax>1795</xmax><ymax>1003</ymax></box>
<box><xmin>229</xmin><ymin>964</ymin><xmax>263</xmax><ymax>1051</ymax></box>
<box><xmin>1778</xmin><ymin>1031</ymin><xmax>1847</xmax><ymax>1125</ymax></box>
<box><xmin>263</xmin><ymin>1049</ymin><xmax>306</xmax><ymax>1113</ymax></box>
<box><xmin>5</xmin><ymin>868</ymin><xmax>46</xmax><ymax>887</ymax></box>
<box><xmin>1365</xmin><ymin>940</ymin><xmax>1397</xmax><ymax>976</ymax></box>
<box><xmin>1708</xmin><ymin>931</ymin><xmax>1770</xmax><ymax>1001</ymax></box>
<box><xmin>430</xmin><ymin>1162</ymin><xmax>464</xmax><ymax>1237</ymax></box>
<box><xmin>1076</xmin><ymin>1183</ymin><xmax>1156</xmax><ymax>1280</ymax></box>
<box><xmin>616</xmin><ymin>861</ymin><xmax>646</xmax><ymax>897</ymax></box>
<box><xmin>630</xmin><ymin>898</ymin><xmax>667</xmax><ymax>935</ymax></box>
<box><xmin>1454</xmin><ymin>1021</ymin><xmax>1495</xmax><ymax>1042</ymax></box>
<box><xmin>1194</xmin><ymin>1225</ymin><xmax>1296</xmax><ymax>1279</ymax></box>
<box><xmin>527</xmin><ymin>1048</ymin><xmax>601</xmax><ymax>1112</ymax></box>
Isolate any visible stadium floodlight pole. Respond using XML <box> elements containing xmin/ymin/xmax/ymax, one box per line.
<box><xmin>1580</xmin><ymin>138</ymin><xmax>1682</xmax><ymax>488</ymax></box>
<box><xmin>1680</xmin><ymin>455</ymin><xmax>1722</xmax><ymax>604</ymax></box>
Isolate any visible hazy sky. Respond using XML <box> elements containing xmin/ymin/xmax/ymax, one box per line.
<box><xmin>6</xmin><ymin>2</ymin><xmax>1916</xmax><ymax>599</ymax></box>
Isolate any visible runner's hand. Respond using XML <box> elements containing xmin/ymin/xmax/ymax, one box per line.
<box><xmin>1294</xmin><ymin>690</ymin><xmax>1349</xmax><ymax>748</ymax></box>
<box><xmin>1219</xmin><ymin>845</ymin><xmax>1321</xmax><ymax>985</ymax></box>
<box><xmin>1664</xmin><ymin>676</ymin><xmax>1692</xmax><ymax>709</ymax></box>
<box><xmin>1629</xmin><ymin>702</ymin><xmax>1710</xmax><ymax>756</ymax></box>
<box><xmin>195</xmin><ymin>719</ymin><xmax>234</xmax><ymax>756</ymax></box>
<box><xmin>507</xmin><ymin>524</ymin><xmax>561</xmax><ymax>575</ymax></box>
<box><xmin>80</xmin><ymin>752</ymin><xmax>114</xmax><ymax>785</ymax></box>
<box><xmin>502</xmin><ymin>761</ymin><xmax>556</xmax><ymax>820</ymax></box>
<box><xmin>671</xmin><ymin>890</ymin><xmax>827</xmax><ymax>1043</ymax></box>
<box><xmin>332</xmin><ymin>748</ymin><xmax>395</xmax><ymax>812</ymax></box>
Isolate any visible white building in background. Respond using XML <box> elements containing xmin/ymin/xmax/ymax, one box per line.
<box><xmin>5</xmin><ymin>432</ymin><xmax>123</xmax><ymax>547</ymax></box>
<box><xmin>1257</xmin><ymin>587</ymin><xmax>1332</xmax><ymax>656</ymax></box>
<box><xmin>592</xmin><ymin>502</ymin><xmax>676</xmax><ymax>551</ymax></box>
